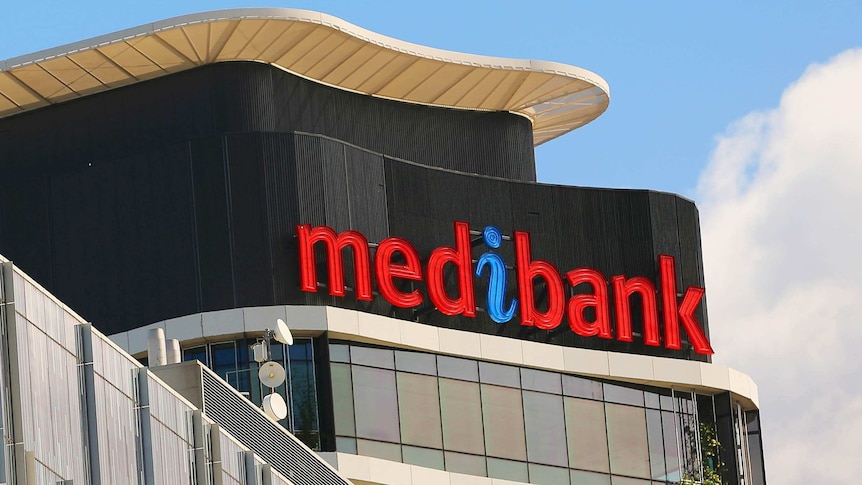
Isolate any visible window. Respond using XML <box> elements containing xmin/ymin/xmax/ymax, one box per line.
<box><xmin>352</xmin><ymin>366</ymin><xmax>399</xmax><ymax>442</ymax></box>
<box><xmin>482</xmin><ymin>384</ymin><xmax>527</xmax><ymax>461</ymax></box>
<box><xmin>565</xmin><ymin>397</ymin><xmax>610</xmax><ymax>473</ymax></box>
<box><xmin>440</xmin><ymin>379</ymin><xmax>484</xmax><ymax>455</ymax></box>
<box><xmin>397</xmin><ymin>372</ymin><xmax>443</xmax><ymax>448</ymax></box>
<box><xmin>523</xmin><ymin>391</ymin><xmax>567</xmax><ymax>467</ymax></box>
<box><xmin>606</xmin><ymin>403</ymin><xmax>651</xmax><ymax>479</ymax></box>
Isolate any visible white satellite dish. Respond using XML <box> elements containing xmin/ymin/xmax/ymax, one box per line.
<box><xmin>273</xmin><ymin>318</ymin><xmax>293</xmax><ymax>346</ymax></box>
<box><xmin>262</xmin><ymin>392</ymin><xmax>288</xmax><ymax>421</ymax></box>
<box><xmin>258</xmin><ymin>361</ymin><xmax>286</xmax><ymax>388</ymax></box>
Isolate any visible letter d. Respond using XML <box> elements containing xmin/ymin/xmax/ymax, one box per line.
<box><xmin>427</xmin><ymin>222</ymin><xmax>477</xmax><ymax>317</ymax></box>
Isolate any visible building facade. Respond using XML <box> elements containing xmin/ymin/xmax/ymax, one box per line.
<box><xmin>0</xmin><ymin>9</ymin><xmax>766</xmax><ymax>485</ymax></box>
<box><xmin>0</xmin><ymin>256</ymin><xmax>353</xmax><ymax>485</ymax></box>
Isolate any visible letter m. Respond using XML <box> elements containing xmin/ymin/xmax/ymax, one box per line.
<box><xmin>296</xmin><ymin>224</ymin><xmax>373</xmax><ymax>301</ymax></box>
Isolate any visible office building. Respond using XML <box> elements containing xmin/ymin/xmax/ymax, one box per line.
<box><xmin>0</xmin><ymin>9</ymin><xmax>766</xmax><ymax>485</ymax></box>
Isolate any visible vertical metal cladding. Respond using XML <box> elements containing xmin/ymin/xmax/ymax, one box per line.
<box><xmin>260</xmin><ymin>133</ymin><xmax>301</xmax><ymax>304</ymax></box>
<box><xmin>0</xmin><ymin>62</ymin><xmax>710</xmax><ymax>361</ymax></box>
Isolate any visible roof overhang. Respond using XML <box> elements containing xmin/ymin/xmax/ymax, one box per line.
<box><xmin>0</xmin><ymin>8</ymin><xmax>610</xmax><ymax>145</ymax></box>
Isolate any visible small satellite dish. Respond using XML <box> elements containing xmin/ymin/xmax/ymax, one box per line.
<box><xmin>258</xmin><ymin>361</ymin><xmax>286</xmax><ymax>388</ymax></box>
<box><xmin>273</xmin><ymin>318</ymin><xmax>293</xmax><ymax>346</ymax></box>
<box><xmin>262</xmin><ymin>392</ymin><xmax>288</xmax><ymax>421</ymax></box>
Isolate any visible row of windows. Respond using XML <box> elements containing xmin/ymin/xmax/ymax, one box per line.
<box><xmin>336</xmin><ymin>439</ymin><xmax>672</xmax><ymax>485</ymax></box>
<box><xmin>330</xmin><ymin>343</ymin><xmax>707</xmax><ymax>484</ymax></box>
<box><xmin>331</xmin><ymin>344</ymin><xmax>687</xmax><ymax>409</ymax></box>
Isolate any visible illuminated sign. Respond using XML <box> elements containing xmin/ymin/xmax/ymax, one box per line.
<box><xmin>297</xmin><ymin>222</ymin><xmax>714</xmax><ymax>355</ymax></box>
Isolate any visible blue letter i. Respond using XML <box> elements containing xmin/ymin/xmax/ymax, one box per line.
<box><xmin>475</xmin><ymin>226</ymin><xmax>518</xmax><ymax>324</ymax></box>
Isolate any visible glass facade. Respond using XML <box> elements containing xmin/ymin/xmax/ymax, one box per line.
<box><xmin>182</xmin><ymin>338</ymin><xmax>320</xmax><ymax>449</ymax></box>
<box><xmin>329</xmin><ymin>342</ymin><xmax>749</xmax><ymax>485</ymax></box>
<box><xmin>172</xmin><ymin>334</ymin><xmax>765</xmax><ymax>485</ymax></box>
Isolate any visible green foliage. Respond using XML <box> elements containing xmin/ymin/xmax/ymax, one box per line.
<box><xmin>678</xmin><ymin>422</ymin><xmax>726</xmax><ymax>485</ymax></box>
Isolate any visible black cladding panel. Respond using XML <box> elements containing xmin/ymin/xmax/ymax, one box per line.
<box><xmin>375</xmin><ymin>151</ymin><xmax>709</xmax><ymax>361</ymax></box>
<box><xmin>0</xmin><ymin>62</ymin><xmax>710</xmax><ymax>361</ymax></box>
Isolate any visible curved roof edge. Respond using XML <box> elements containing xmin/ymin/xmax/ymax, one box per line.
<box><xmin>111</xmin><ymin>304</ymin><xmax>760</xmax><ymax>410</ymax></box>
<box><xmin>0</xmin><ymin>8</ymin><xmax>610</xmax><ymax>145</ymax></box>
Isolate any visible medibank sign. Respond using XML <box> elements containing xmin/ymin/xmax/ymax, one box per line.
<box><xmin>297</xmin><ymin>222</ymin><xmax>714</xmax><ymax>355</ymax></box>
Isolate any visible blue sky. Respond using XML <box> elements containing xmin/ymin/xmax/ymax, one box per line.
<box><xmin>4</xmin><ymin>2</ymin><xmax>862</xmax><ymax>483</ymax></box>
<box><xmin>2</xmin><ymin>1</ymin><xmax>860</xmax><ymax>196</ymax></box>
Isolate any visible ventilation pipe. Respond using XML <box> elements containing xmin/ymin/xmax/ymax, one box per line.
<box><xmin>167</xmin><ymin>339</ymin><xmax>181</xmax><ymax>364</ymax></box>
<box><xmin>147</xmin><ymin>328</ymin><xmax>167</xmax><ymax>366</ymax></box>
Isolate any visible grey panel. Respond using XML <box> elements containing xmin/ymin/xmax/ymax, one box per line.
<box><xmin>345</xmin><ymin>146</ymin><xmax>388</xmax><ymax>242</ymax></box>
<box><xmin>322</xmin><ymin>139</ymin><xmax>351</xmax><ymax>233</ymax></box>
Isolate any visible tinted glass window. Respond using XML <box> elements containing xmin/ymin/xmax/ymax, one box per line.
<box><xmin>571</xmin><ymin>469</ymin><xmax>611</xmax><ymax>485</ymax></box>
<box><xmin>350</xmin><ymin>346</ymin><xmax>394</xmax><ymax>369</ymax></box>
<box><xmin>438</xmin><ymin>355</ymin><xmax>479</xmax><ymax>381</ymax></box>
<box><xmin>644</xmin><ymin>392</ymin><xmax>661</xmax><ymax>409</ymax></box>
<box><xmin>646</xmin><ymin>409</ymin><xmax>666</xmax><ymax>480</ymax></box>
<box><xmin>660</xmin><ymin>394</ymin><xmax>675</xmax><ymax>411</ymax></box>
<box><xmin>289</xmin><ymin>341</ymin><xmax>318</xmax><ymax>436</ymax></box>
<box><xmin>523</xmin><ymin>391</ymin><xmax>568</xmax><ymax>467</ymax></box>
<box><xmin>403</xmin><ymin>446</ymin><xmax>444</xmax><ymax>470</ymax></box>
<box><xmin>356</xmin><ymin>439</ymin><xmax>401</xmax><ymax>461</ymax></box>
<box><xmin>747</xmin><ymin>431</ymin><xmax>766</xmax><ymax>485</ymax></box>
<box><xmin>604</xmin><ymin>383</ymin><xmax>644</xmax><ymax>406</ymax></box>
<box><xmin>564</xmin><ymin>397</ymin><xmax>609</xmax><ymax>473</ymax></box>
<box><xmin>397</xmin><ymin>372</ymin><xmax>443</xmax><ymax>448</ymax></box>
<box><xmin>479</xmin><ymin>361</ymin><xmax>520</xmax><ymax>388</ymax></box>
<box><xmin>487</xmin><ymin>458</ymin><xmax>528</xmax><ymax>482</ymax></box>
<box><xmin>395</xmin><ymin>350</ymin><xmax>436</xmax><ymax>375</ymax></box>
<box><xmin>563</xmin><ymin>374</ymin><xmax>603</xmax><ymax>400</ymax></box>
<box><xmin>269</xmin><ymin>342</ymin><xmax>284</xmax><ymax>362</ymax></box>
<box><xmin>439</xmin><ymin>378</ymin><xmax>485</xmax><ymax>454</ymax></box>
<box><xmin>481</xmin><ymin>384</ymin><xmax>527</xmax><ymax>461</ymax></box>
<box><xmin>211</xmin><ymin>342</ymin><xmax>237</xmax><ymax>381</ymax></box>
<box><xmin>444</xmin><ymin>451</ymin><xmax>486</xmax><ymax>477</ymax></box>
<box><xmin>606</xmin><ymin>403</ymin><xmax>650</xmax><ymax>479</ymax></box>
<box><xmin>183</xmin><ymin>346</ymin><xmax>208</xmax><ymax>366</ymax></box>
<box><xmin>352</xmin><ymin>366</ymin><xmax>400</xmax><ymax>442</ymax></box>
<box><xmin>528</xmin><ymin>463</ymin><xmax>569</xmax><ymax>485</ymax></box>
<box><xmin>329</xmin><ymin>344</ymin><xmax>350</xmax><ymax>363</ymax></box>
<box><xmin>521</xmin><ymin>368</ymin><xmax>562</xmax><ymax>394</ymax></box>
<box><xmin>678</xmin><ymin>408</ymin><xmax>699</xmax><ymax>478</ymax></box>
<box><xmin>335</xmin><ymin>437</ymin><xmax>356</xmax><ymax>454</ymax></box>
<box><xmin>288</xmin><ymin>342</ymin><xmax>311</xmax><ymax>360</ymax></box>
<box><xmin>331</xmin><ymin>363</ymin><xmax>355</xmax><ymax>436</ymax></box>
<box><xmin>746</xmin><ymin>410</ymin><xmax>761</xmax><ymax>432</ymax></box>
<box><xmin>662</xmin><ymin>410</ymin><xmax>681</xmax><ymax>482</ymax></box>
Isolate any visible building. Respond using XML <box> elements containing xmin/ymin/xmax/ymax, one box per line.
<box><xmin>0</xmin><ymin>8</ymin><xmax>766</xmax><ymax>485</ymax></box>
<box><xmin>0</xmin><ymin>255</ymin><xmax>353</xmax><ymax>485</ymax></box>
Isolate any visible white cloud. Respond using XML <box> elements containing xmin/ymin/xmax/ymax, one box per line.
<box><xmin>698</xmin><ymin>48</ymin><xmax>862</xmax><ymax>485</ymax></box>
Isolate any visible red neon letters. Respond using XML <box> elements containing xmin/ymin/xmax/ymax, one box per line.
<box><xmin>611</xmin><ymin>276</ymin><xmax>660</xmax><ymax>345</ymax></box>
<box><xmin>296</xmin><ymin>222</ymin><xmax>714</xmax><ymax>355</ymax></box>
<box><xmin>514</xmin><ymin>230</ymin><xmax>565</xmax><ymax>330</ymax></box>
<box><xmin>374</xmin><ymin>237</ymin><xmax>423</xmax><ymax>308</ymax></box>
<box><xmin>659</xmin><ymin>255</ymin><xmax>714</xmax><ymax>355</ymax></box>
<box><xmin>297</xmin><ymin>225</ymin><xmax>373</xmax><ymax>301</ymax></box>
<box><xmin>426</xmin><ymin>222</ymin><xmax>476</xmax><ymax>317</ymax></box>
<box><xmin>565</xmin><ymin>268</ymin><xmax>612</xmax><ymax>339</ymax></box>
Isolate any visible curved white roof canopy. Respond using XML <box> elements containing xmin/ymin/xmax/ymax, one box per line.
<box><xmin>0</xmin><ymin>8</ymin><xmax>610</xmax><ymax>145</ymax></box>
